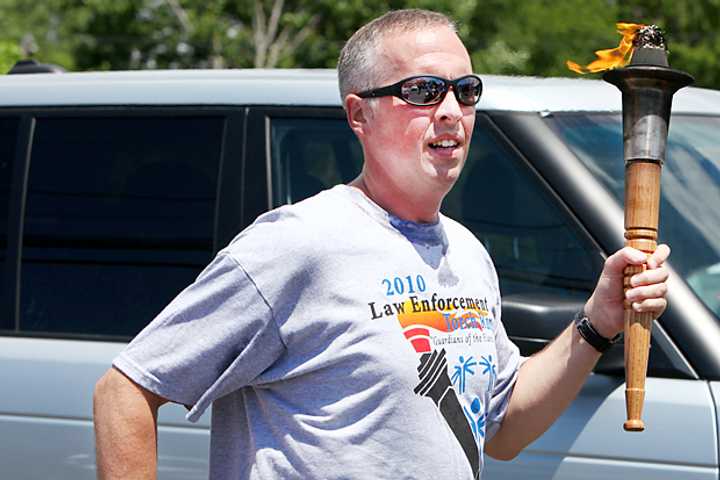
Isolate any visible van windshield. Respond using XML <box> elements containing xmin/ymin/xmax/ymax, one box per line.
<box><xmin>546</xmin><ymin>113</ymin><xmax>720</xmax><ymax>319</ymax></box>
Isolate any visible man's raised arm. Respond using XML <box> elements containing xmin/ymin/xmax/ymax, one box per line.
<box><xmin>486</xmin><ymin>245</ymin><xmax>670</xmax><ymax>460</ymax></box>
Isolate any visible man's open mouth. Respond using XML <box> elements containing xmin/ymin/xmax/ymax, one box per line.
<box><xmin>429</xmin><ymin>139</ymin><xmax>459</xmax><ymax>149</ymax></box>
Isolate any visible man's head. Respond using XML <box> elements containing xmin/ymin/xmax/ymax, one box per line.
<box><xmin>338</xmin><ymin>10</ymin><xmax>459</xmax><ymax>108</ymax></box>
<box><xmin>339</xmin><ymin>10</ymin><xmax>477</xmax><ymax>221</ymax></box>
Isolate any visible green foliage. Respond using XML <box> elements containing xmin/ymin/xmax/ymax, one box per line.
<box><xmin>0</xmin><ymin>40</ymin><xmax>21</xmax><ymax>74</ymax></box>
<box><xmin>0</xmin><ymin>0</ymin><xmax>84</xmax><ymax>70</ymax></box>
<box><xmin>0</xmin><ymin>0</ymin><xmax>718</xmax><ymax>88</ymax></box>
<box><xmin>464</xmin><ymin>0</ymin><xmax>618</xmax><ymax>76</ymax></box>
<box><xmin>617</xmin><ymin>0</ymin><xmax>720</xmax><ymax>88</ymax></box>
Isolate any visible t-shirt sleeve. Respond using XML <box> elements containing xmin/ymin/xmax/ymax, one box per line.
<box><xmin>483</xmin><ymin>270</ymin><xmax>526</xmax><ymax>440</ymax></box>
<box><xmin>113</xmin><ymin>252</ymin><xmax>286</xmax><ymax>422</ymax></box>
<box><xmin>485</xmin><ymin>309</ymin><xmax>524</xmax><ymax>440</ymax></box>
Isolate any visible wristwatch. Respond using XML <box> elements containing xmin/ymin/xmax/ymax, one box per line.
<box><xmin>574</xmin><ymin>311</ymin><xmax>621</xmax><ymax>353</ymax></box>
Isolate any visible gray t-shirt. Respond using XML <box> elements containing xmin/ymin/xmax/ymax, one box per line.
<box><xmin>114</xmin><ymin>184</ymin><xmax>522</xmax><ymax>479</ymax></box>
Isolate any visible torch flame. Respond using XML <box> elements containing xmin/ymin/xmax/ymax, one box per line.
<box><xmin>567</xmin><ymin>22</ymin><xmax>645</xmax><ymax>74</ymax></box>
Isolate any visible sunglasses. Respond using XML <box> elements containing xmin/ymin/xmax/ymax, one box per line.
<box><xmin>356</xmin><ymin>74</ymin><xmax>483</xmax><ymax>107</ymax></box>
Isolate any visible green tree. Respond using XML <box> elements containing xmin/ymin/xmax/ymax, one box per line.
<box><xmin>617</xmin><ymin>0</ymin><xmax>720</xmax><ymax>88</ymax></box>
<box><xmin>0</xmin><ymin>0</ymin><xmax>86</xmax><ymax>70</ymax></box>
<box><xmin>0</xmin><ymin>40</ymin><xmax>21</xmax><ymax>73</ymax></box>
<box><xmin>62</xmin><ymin>0</ymin><xmax>327</xmax><ymax>70</ymax></box>
<box><xmin>67</xmin><ymin>0</ymin><xmax>477</xmax><ymax>70</ymax></box>
<box><xmin>0</xmin><ymin>0</ymin><xmax>717</xmax><ymax>89</ymax></box>
<box><xmin>462</xmin><ymin>0</ymin><xmax>619</xmax><ymax>76</ymax></box>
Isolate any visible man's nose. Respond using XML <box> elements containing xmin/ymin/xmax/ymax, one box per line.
<box><xmin>435</xmin><ymin>88</ymin><xmax>464</xmax><ymax>123</ymax></box>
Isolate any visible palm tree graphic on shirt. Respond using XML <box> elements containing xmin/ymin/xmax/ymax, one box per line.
<box><xmin>451</xmin><ymin>355</ymin><xmax>477</xmax><ymax>394</ymax></box>
<box><xmin>479</xmin><ymin>354</ymin><xmax>497</xmax><ymax>393</ymax></box>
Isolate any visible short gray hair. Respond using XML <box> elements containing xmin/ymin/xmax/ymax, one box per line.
<box><xmin>337</xmin><ymin>9</ymin><xmax>458</xmax><ymax>108</ymax></box>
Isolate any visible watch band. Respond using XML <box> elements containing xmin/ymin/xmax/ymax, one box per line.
<box><xmin>574</xmin><ymin>311</ymin><xmax>620</xmax><ymax>353</ymax></box>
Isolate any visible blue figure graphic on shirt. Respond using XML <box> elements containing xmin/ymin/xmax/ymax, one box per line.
<box><xmin>451</xmin><ymin>355</ymin><xmax>477</xmax><ymax>394</ymax></box>
<box><xmin>479</xmin><ymin>354</ymin><xmax>497</xmax><ymax>393</ymax></box>
<box><xmin>463</xmin><ymin>397</ymin><xmax>486</xmax><ymax>441</ymax></box>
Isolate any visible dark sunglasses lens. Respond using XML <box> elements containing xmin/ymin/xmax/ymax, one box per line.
<box><xmin>457</xmin><ymin>77</ymin><xmax>482</xmax><ymax>105</ymax></box>
<box><xmin>456</xmin><ymin>76</ymin><xmax>482</xmax><ymax>105</ymax></box>
<box><xmin>401</xmin><ymin>77</ymin><xmax>446</xmax><ymax>105</ymax></box>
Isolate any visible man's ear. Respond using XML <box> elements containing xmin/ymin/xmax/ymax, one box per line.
<box><xmin>345</xmin><ymin>94</ymin><xmax>370</xmax><ymax>138</ymax></box>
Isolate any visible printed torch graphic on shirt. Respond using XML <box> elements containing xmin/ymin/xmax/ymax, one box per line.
<box><xmin>396</xmin><ymin>298</ymin><xmax>495</xmax><ymax>478</ymax></box>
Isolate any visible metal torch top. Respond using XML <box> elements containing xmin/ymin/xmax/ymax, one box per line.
<box><xmin>633</xmin><ymin>25</ymin><xmax>667</xmax><ymax>51</ymax></box>
<box><xmin>630</xmin><ymin>25</ymin><xmax>669</xmax><ymax>67</ymax></box>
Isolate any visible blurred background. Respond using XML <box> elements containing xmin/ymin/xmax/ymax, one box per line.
<box><xmin>1</xmin><ymin>0</ymin><xmax>719</xmax><ymax>88</ymax></box>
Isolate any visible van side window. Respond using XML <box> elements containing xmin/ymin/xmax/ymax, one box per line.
<box><xmin>21</xmin><ymin>116</ymin><xmax>223</xmax><ymax>337</ymax></box>
<box><xmin>270</xmin><ymin>117</ymin><xmax>363</xmax><ymax>205</ymax></box>
<box><xmin>442</xmin><ymin>119</ymin><xmax>602</xmax><ymax>299</ymax></box>
<box><xmin>0</xmin><ymin>117</ymin><xmax>18</xmax><ymax>329</ymax></box>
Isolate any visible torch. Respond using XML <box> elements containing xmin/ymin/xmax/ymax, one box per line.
<box><xmin>569</xmin><ymin>24</ymin><xmax>693</xmax><ymax>431</ymax></box>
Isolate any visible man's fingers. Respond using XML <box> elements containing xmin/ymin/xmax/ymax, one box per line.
<box><xmin>604</xmin><ymin>244</ymin><xmax>671</xmax><ymax>275</ymax></box>
<box><xmin>624</xmin><ymin>245</ymin><xmax>669</xmax><ymax>317</ymax></box>
<box><xmin>603</xmin><ymin>246</ymin><xmax>648</xmax><ymax>276</ymax></box>
<box><xmin>647</xmin><ymin>244</ymin><xmax>671</xmax><ymax>269</ymax></box>
<box><xmin>631</xmin><ymin>297</ymin><xmax>668</xmax><ymax>314</ymax></box>
<box><xmin>626</xmin><ymin>281</ymin><xmax>668</xmax><ymax>302</ymax></box>
<box><xmin>630</xmin><ymin>265</ymin><xmax>669</xmax><ymax>287</ymax></box>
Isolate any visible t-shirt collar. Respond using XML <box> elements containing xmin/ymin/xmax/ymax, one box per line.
<box><xmin>335</xmin><ymin>184</ymin><xmax>446</xmax><ymax>246</ymax></box>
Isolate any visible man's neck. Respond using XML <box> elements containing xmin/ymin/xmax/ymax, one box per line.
<box><xmin>348</xmin><ymin>174</ymin><xmax>442</xmax><ymax>224</ymax></box>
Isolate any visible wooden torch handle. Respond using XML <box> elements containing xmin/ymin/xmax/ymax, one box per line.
<box><xmin>623</xmin><ymin>160</ymin><xmax>661</xmax><ymax>432</ymax></box>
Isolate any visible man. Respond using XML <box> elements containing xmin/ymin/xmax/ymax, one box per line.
<box><xmin>94</xmin><ymin>9</ymin><xmax>670</xmax><ymax>479</ymax></box>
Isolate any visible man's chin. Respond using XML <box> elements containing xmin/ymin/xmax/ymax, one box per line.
<box><xmin>424</xmin><ymin>168</ymin><xmax>462</xmax><ymax>195</ymax></box>
<box><xmin>426</xmin><ymin>159</ymin><xmax>464</xmax><ymax>183</ymax></box>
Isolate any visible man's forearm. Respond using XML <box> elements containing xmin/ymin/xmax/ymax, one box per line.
<box><xmin>94</xmin><ymin>368</ymin><xmax>164</xmax><ymax>479</ymax></box>
<box><xmin>485</xmin><ymin>321</ymin><xmax>601</xmax><ymax>460</ymax></box>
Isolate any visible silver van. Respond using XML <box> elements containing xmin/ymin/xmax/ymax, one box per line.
<box><xmin>1</xmin><ymin>68</ymin><xmax>719</xmax><ymax>479</ymax></box>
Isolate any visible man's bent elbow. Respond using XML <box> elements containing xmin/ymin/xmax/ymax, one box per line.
<box><xmin>485</xmin><ymin>446</ymin><xmax>522</xmax><ymax>462</ymax></box>
<box><xmin>484</xmin><ymin>435</ymin><xmax>525</xmax><ymax>461</ymax></box>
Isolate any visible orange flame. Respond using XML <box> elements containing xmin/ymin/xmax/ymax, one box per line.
<box><xmin>567</xmin><ymin>22</ymin><xmax>645</xmax><ymax>74</ymax></box>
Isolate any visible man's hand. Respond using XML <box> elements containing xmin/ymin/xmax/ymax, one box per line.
<box><xmin>584</xmin><ymin>244</ymin><xmax>671</xmax><ymax>339</ymax></box>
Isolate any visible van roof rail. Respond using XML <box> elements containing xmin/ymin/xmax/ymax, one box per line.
<box><xmin>8</xmin><ymin>59</ymin><xmax>66</xmax><ymax>75</ymax></box>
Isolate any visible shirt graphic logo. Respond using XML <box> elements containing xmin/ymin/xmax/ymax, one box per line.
<box><xmin>415</xmin><ymin>348</ymin><xmax>480</xmax><ymax>478</ymax></box>
<box><xmin>369</xmin><ymin>276</ymin><xmax>495</xmax><ymax>479</ymax></box>
<box><xmin>395</xmin><ymin>297</ymin><xmax>494</xmax><ymax>353</ymax></box>
<box><xmin>394</xmin><ymin>297</ymin><xmax>492</xmax><ymax>480</ymax></box>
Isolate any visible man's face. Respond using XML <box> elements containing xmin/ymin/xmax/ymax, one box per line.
<box><xmin>361</xmin><ymin>26</ymin><xmax>476</xmax><ymax>199</ymax></box>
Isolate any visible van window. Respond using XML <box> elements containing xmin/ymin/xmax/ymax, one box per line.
<box><xmin>20</xmin><ymin>116</ymin><xmax>223</xmax><ymax>337</ymax></box>
<box><xmin>269</xmin><ymin>117</ymin><xmax>363</xmax><ymax>205</ymax></box>
<box><xmin>0</xmin><ymin>117</ymin><xmax>18</xmax><ymax>329</ymax></box>
<box><xmin>443</xmin><ymin>119</ymin><xmax>602</xmax><ymax>299</ymax></box>
<box><xmin>271</xmin><ymin>116</ymin><xmax>601</xmax><ymax>299</ymax></box>
<box><xmin>547</xmin><ymin>113</ymin><xmax>720</xmax><ymax>318</ymax></box>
